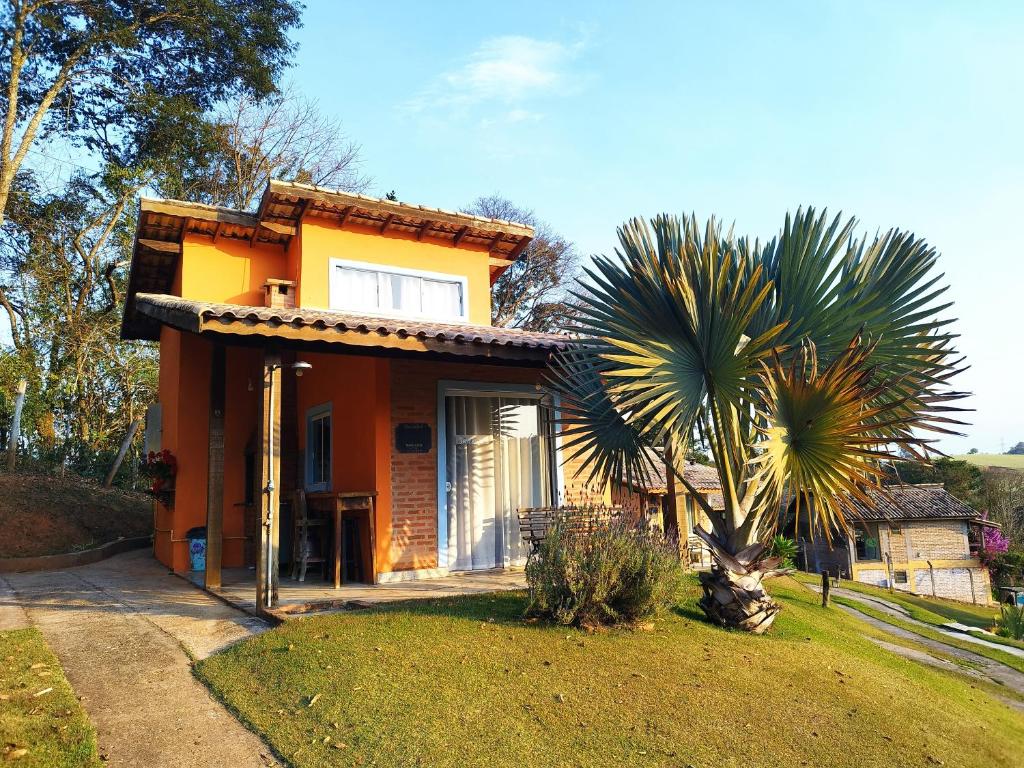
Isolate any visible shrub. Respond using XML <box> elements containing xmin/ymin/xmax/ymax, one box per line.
<box><xmin>768</xmin><ymin>535</ymin><xmax>798</xmax><ymax>570</ymax></box>
<box><xmin>525</xmin><ymin>513</ymin><xmax>685</xmax><ymax>629</ymax></box>
<box><xmin>986</xmin><ymin>551</ymin><xmax>1024</xmax><ymax>586</ymax></box>
<box><xmin>996</xmin><ymin>603</ymin><xmax>1024</xmax><ymax>641</ymax></box>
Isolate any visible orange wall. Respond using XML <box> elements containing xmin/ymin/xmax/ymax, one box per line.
<box><xmin>294</xmin><ymin>353</ymin><xmax>392</xmax><ymax>571</ymax></box>
<box><xmin>155</xmin><ymin>331</ymin><xmax>212</xmax><ymax>571</ymax></box>
<box><xmin>156</xmin><ymin>214</ymin><xmax>502</xmax><ymax>573</ymax></box>
<box><xmin>221</xmin><ymin>346</ymin><xmax>263</xmax><ymax>566</ymax></box>
<box><xmin>296</xmin><ymin>219</ymin><xmax>493</xmax><ymax>324</ymax></box>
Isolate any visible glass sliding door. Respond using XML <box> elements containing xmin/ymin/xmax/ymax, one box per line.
<box><xmin>445</xmin><ymin>393</ymin><xmax>555</xmax><ymax>571</ymax></box>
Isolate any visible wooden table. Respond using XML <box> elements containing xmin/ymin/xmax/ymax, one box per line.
<box><xmin>308</xmin><ymin>491</ymin><xmax>376</xmax><ymax>588</ymax></box>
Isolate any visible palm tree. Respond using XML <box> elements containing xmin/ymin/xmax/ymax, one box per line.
<box><xmin>549</xmin><ymin>209</ymin><xmax>965</xmax><ymax>633</ymax></box>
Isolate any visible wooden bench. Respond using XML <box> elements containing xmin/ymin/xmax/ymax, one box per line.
<box><xmin>517</xmin><ymin>506</ymin><xmax>622</xmax><ymax>552</ymax></box>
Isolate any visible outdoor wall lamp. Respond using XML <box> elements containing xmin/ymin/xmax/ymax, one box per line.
<box><xmin>262</xmin><ymin>358</ymin><xmax>313</xmax><ymax>608</ymax></box>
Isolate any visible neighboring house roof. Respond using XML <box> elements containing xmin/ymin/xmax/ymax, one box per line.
<box><xmin>682</xmin><ymin>462</ymin><xmax>721</xmax><ymax>491</ymax></box>
<box><xmin>847</xmin><ymin>485</ymin><xmax>982</xmax><ymax>524</ymax></box>
<box><xmin>132</xmin><ymin>293</ymin><xmax>568</xmax><ymax>363</ymax></box>
<box><xmin>122</xmin><ymin>182</ymin><xmax>535</xmax><ymax>341</ymax></box>
<box><xmin>629</xmin><ymin>451</ymin><xmax>722</xmax><ymax>499</ymax></box>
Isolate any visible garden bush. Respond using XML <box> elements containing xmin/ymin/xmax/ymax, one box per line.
<box><xmin>525</xmin><ymin>513</ymin><xmax>685</xmax><ymax>629</ymax></box>
<box><xmin>996</xmin><ymin>603</ymin><xmax>1024</xmax><ymax>641</ymax></box>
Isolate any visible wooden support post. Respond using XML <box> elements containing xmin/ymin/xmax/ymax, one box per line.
<box><xmin>663</xmin><ymin>443</ymin><xmax>679</xmax><ymax>538</ymax></box>
<box><xmin>256</xmin><ymin>351</ymin><xmax>282</xmax><ymax>613</ymax></box>
<box><xmin>821</xmin><ymin>569</ymin><xmax>831</xmax><ymax>607</ymax></box>
<box><xmin>205</xmin><ymin>345</ymin><xmax>226</xmax><ymax>590</ymax></box>
<box><xmin>6</xmin><ymin>379</ymin><xmax>26</xmax><ymax>471</ymax></box>
<box><xmin>104</xmin><ymin>418</ymin><xmax>142</xmax><ymax>488</ymax></box>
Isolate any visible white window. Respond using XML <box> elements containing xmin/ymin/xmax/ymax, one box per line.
<box><xmin>329</xmin><ymin>258</ymin><xmax>467</xmax><ymax>321</ymax></box>
<box><xmin>306</xmin><ymin>403</ymin><xmax>331</xmax><ymax>492</ymax></box>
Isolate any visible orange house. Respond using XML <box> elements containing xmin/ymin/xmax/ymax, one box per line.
<box><xmin>121</xmin><ymin>180</ymin><xmax>602</xmax><ymax>610</ymax></box>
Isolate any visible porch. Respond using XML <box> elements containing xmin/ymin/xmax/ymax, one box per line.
<box><xmin>188</xmin><ymin>565</ymin><xmax>526</xmax><ymax>619</ymax></box>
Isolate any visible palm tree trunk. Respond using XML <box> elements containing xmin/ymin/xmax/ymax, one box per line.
<box><xmin>697</xmin><ymin>565</ymin><xmax>780</xmax><ymax>634</ymax></box>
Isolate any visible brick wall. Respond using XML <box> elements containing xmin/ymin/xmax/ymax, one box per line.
<box><xmin>389</xmin><ymin>359</ymin><xmax>544</xmax><ymax>572</ymax></box>
<box><xmin>387</xmin><ymin>357</ymin><xmax>607</xmax><ymax>573</ymax></box>
<box><xmin>912</xmin><ymin>566</ymin><xmax>990</xmax><ymax>603</ymax></box>
<box><xmin>904</xmin><ymin>521</ymin><xmax>970</xmax><ymax>560</ymax></box>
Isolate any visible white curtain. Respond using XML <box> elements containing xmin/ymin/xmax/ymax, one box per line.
<box><xmin>379</xmin><ymin>272</ymin><xmax>421</xmax><ymax>314</ymax></box>
<box><xmin>447</xmin><ymin>396</ymin><xmax>554</xmax><ymax>570</ymax></box>
<box><xmin>422</xmin><ymin>278</ymin><xmax>462</xmax><ymax>319</ymax></box>
<box><xmin>333</xmin><ymin>266</ymin><xmax>379</xmax><ymax>312</ymax></box>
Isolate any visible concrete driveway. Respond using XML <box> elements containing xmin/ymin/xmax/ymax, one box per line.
<box><xmin>1</xmin><ymin>550</ymin><xmax>280</xmax><ymax>767</ymax></box>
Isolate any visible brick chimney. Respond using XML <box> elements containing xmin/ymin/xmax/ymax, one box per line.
<box><xmin>263</xmin><ymin>279</ymin><xmax>296</xmax><ymax>309</ymax></box>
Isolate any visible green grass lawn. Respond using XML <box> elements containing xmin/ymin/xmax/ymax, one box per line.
<box><xmin>955</xmin><ymin>453</ymin><xmax>1024</xmax><ymax>471</ymax></box>
<box><xmin>0</xmin><ymin>628</ymin><xmax>98</xmax><ymax>767</ymax></box>
<box><xmin>196</xmin><ymin>576</ymin><xmax>1024</xmax><ymax>768</ymax></box>
<box><xmin>794</xmin><ymin>572</ymin><xmax>1003</xmax><ymax>630</ymax></box>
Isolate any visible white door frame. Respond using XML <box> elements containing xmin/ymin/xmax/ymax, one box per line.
<box><xmin>436</xmin><ymin>380</ymin><xmax>564</xmax><ymax>571</ymax></box>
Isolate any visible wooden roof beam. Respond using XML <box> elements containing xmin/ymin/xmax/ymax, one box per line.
<box><xmin>452</xmin><ymin>225</ymin><xmax>469</xmax><ymax>247</ymax></box>
<box><xmin>259</xmin><ymin>220</ymin><xmax>297</xmax><ymax>237</ymax></box>
<box><xmin>379</xmin><ymin>213</ymin><xmax>395</xmax><ymax>234</ymax></box>
<box><xmin>507</xmin><ymin>236</ymin><xmax>531</xmax><ymax>261</ymax></box>
<box><xmin>138</xmin><ymin>238</ymin><xmax>181</xmax><ymax>255</ymax></box>
<box><xmin>418</xmin><ymin>220</ymin><xmax>433</xmax><ymax>241</ymax></box>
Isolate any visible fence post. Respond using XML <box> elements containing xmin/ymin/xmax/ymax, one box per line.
<box><xmin>6</xmin><ymin>379</ymin><xmax>27</xmax><ymax>472</ymax></box>
<box><xmin>104</xmin><ymin>418</ymin><xmax>142</xmax><ymax>488</ymax></box>
<box><xmin>821</xmin><ymin>569</ymin><xmax>831</xmax><ymax>607</ymax></box>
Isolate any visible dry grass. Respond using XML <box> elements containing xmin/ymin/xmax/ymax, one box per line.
<box><xmin>0</xmin><ymin>472</ymin><xmax>150</xmax><ymax>558</ymax></box>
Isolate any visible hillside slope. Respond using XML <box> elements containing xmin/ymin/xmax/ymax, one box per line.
<box><xmin>955</xmin><ymin>453</ymin><xmax>1024</xmax><ymax>471</ymax></box>
<box><xmin>0</xmin><ymin>473</ymin><xmax>151</xmax><ymax>558</ymax></box>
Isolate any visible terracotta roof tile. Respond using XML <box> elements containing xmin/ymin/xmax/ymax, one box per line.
<box><xmin>133</xmin><ymin>293</ymin><xmax>570</xmax><ymax>358</ymax></box>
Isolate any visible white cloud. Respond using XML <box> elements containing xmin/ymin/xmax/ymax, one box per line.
<box><xmin>406</xmin><ymin>35</ymin><xmax>585</xmax><ymax>114</ymax></box>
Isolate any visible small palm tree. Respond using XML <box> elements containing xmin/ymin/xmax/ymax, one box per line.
<box><xmin>550</xmin><ymin>210</ymin><xmax>965</xmax><ymax>633</ymax></box>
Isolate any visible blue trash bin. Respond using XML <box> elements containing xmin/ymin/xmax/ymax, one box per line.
<box><xmin>186</xmin><ymin>526</ymin><xmax>206</xmax><ymax>572</ymax></box>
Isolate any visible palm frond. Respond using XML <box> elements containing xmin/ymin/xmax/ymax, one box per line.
<box><xmin>546</xmin><ymin>345</ymin><xmax>660</xmax><ymax>490</ymax></box>
<box><xmin>750</xmin><ymin>336</ymin><xmax>940</xmax><ymax>542</ymax></box>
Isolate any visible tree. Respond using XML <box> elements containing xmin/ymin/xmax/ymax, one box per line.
<box><xmin>550</xmin><ymin>209</ymin><xmax>964</xmax><ymax>633</ymax></box>
<box><xmin>968</xmin><ymin>447</ymin><xmax>979</xmax><ymax>454</ymax></box>
<box><xmin>885</xmin><ymin>457</ymin><xmax>983</xmax><ymax>508</ymax></box>
<box><xmin>1007</xmin><ymin>442</ymin><xmax>1024</xmax><ymax>455</ymax></box>
<box><xmin>0</xmin><ymin>0</ymin><xmax>302</xmax><ymax>227</ymax></box>
<box><xmin>155</xmin><ymin>84</ymin><xmax>369</xmax><ymax>211</ymax></box>
<box><xmin>462</xmin><ymin>195</ymin><xmax>577</xmax><ymax>331</ymax></box>
<box><xmin>981</xmin><ymin>469</ymin><xmax>1024</xmax><ymax>550</ymax></box>
<box><xmin>0</xmin><ymin>166</ymin><xmax>156</xmax><ymax>473</ymax></box>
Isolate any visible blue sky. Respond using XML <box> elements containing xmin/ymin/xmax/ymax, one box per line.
<box><xmin>295</xmin><ymin>2</ymin><xmax>1020</xmax><ymax>453</ymax></box>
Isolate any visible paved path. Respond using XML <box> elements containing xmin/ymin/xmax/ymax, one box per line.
<box><xmin>2</xmin><ymin>550</ymin><xmax>280</xmax><ymax>767</ymax></box>
<box><xmin>819</xmin><ymin>586</ymin><xmax>1024</xmax><ymax>697</ymax></box>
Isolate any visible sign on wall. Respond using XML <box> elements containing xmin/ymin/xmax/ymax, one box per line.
<box><xmin>395</xmin><ymin>423</ymin><xmax>431</xmax><ymax>453</ymax></box>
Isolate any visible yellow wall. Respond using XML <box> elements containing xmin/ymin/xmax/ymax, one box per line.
<box><xmin>180</xmin><ymin>233</ymin><xmax>288</xmax><ymax>306</ymax></box>
<box><xmin>297</xmin><ymin>219</ymin><xmax>493</xmax><ymax>324</ymax></box>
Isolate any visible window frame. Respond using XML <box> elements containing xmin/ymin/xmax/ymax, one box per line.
<box><xmin>853</xmin><ymin>521</ymin><xmax>882</xmax><ymax>562</ymax></box>
<box><xmin>305</xmin><ymin>402</ymin><xmax>332</xmax><ymax>493</ymax></box>
<box><xmin>328</xmin><ymin>257</ymin><xmax>469</xmax><ymax>322</ymax></box>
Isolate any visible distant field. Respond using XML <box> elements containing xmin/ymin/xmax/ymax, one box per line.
<box><xmin>955</xmin><ymin>453</ymin><xmax>1024</xmax><ymax>471</ymax></box>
